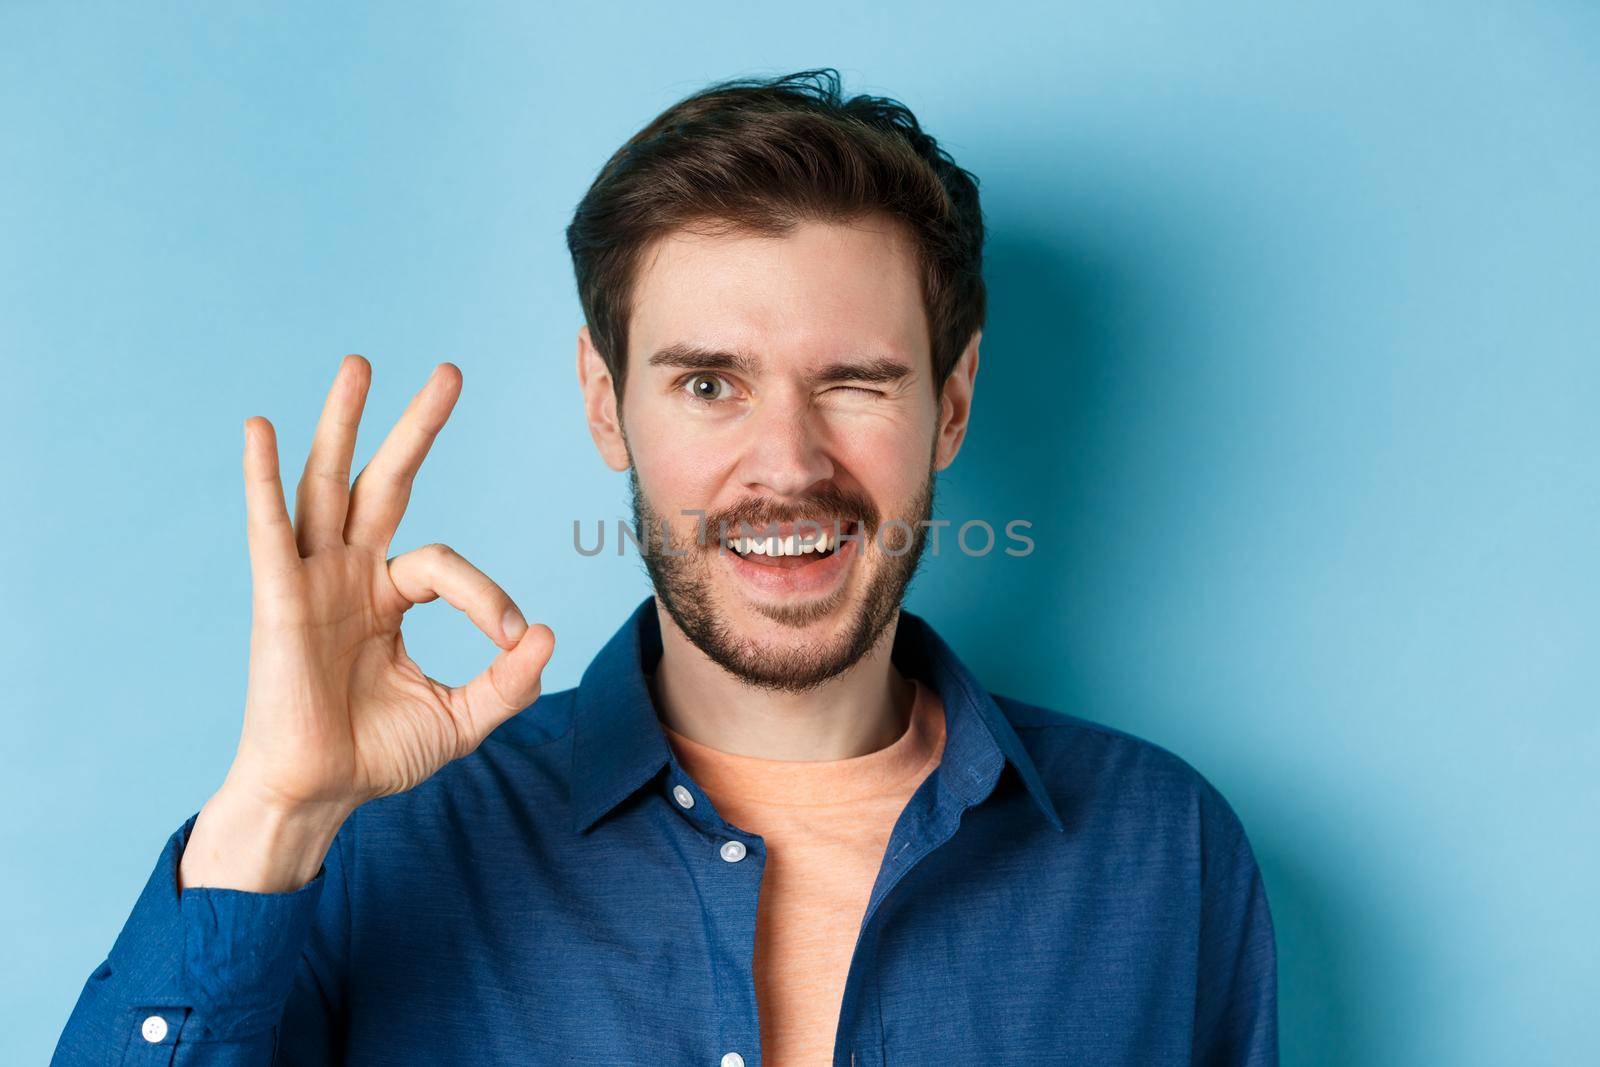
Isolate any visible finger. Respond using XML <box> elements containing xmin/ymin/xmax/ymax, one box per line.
<box><xmin>387</xmin><ymin>542</ymin><xmax>529</xmax><ymax>651</ymax></box>
<box><xmin>294</xmin><ymin>355</ymin><xmax>371</xmax><ymax>555</ymax></box>
<box><xmin>344</xmin><ymin>363</ymin><xmax>462</xmax><ymax>550</ymax></box>
<box><xmin>242</xmin><ymin>416</ymin><xmax>300</xmax><ymax>584</ymax></box>
<box><xmin>449</xmin><ymin>622</ymin><xmax>556</xmax><ymax>748</ymax></box>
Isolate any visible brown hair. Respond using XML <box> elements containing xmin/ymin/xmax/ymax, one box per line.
<box><xmin>565</xmin><ymin>68</ymin><xmax>987</xmax><ymax>397</ymax></box>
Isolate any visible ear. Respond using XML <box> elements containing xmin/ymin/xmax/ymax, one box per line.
<box><xmin>577</xmin><ymin>324</ymin><xmax>631</xmax><ymax>471</ymax></box>
<box><xmin>933</xmin><ymin>329</ymin><xmax>980</xmax><ymax>471</ymax></box>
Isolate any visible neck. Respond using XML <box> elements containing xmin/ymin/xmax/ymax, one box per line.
<box><xmin>648</xmin><ymin>600</ymin><xmax>917</xmax><ymax>761</ymax></box>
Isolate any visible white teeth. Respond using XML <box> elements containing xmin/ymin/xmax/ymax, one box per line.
<box><xmin>729</xmin><ymin>528</ymin><xmax>837</xmax><ymax>556</ymax></box>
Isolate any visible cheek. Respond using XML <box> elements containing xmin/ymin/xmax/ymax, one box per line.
<box><xmin>830</xmin><ymin>418</ymin><xmax>932</xmax><ymax>503</ymax></box>
<box><xmin>626</xmin><ymin>411</ymin><xmax>730</xmax><ymax>509</ymax></box>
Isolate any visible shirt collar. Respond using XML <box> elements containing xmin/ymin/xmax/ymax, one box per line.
<box><xmin>569</xmin><ymin>596</ymin><xmax>1065</xmax><ymax>835</ymax></box>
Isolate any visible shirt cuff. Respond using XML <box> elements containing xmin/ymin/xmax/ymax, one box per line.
<box><xmin>112</xmin><ymin>811</ymin><xmax>328</xmax><ymax>1041</ymax></box>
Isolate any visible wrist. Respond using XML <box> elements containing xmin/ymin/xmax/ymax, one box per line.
<box><xmin>180</xmin><ymin>784</ymin><xmax>353</xmax><ymax>894</ymax></box>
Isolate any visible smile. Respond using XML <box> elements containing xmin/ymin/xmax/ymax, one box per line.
<box><xmin>718</xmin><ymin>520</ymin><xmax>861</xmax><ymax>595</ymax></box>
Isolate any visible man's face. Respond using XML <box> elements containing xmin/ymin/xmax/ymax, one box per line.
<box><xmin>579</xmin><ymin>212</ymin><xmax>976</xmax><ymax>692</ymax></box>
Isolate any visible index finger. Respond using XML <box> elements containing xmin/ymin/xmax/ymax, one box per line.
<box><xmin>343</xmin><ymin>362</ymin><xmax>462</xmax><ymax>550</ymax></box>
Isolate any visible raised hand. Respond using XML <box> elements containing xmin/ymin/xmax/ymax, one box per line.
<box><xmin>180</xmin><ymin>356</ymin><xmax>555</xmax><ymax>893</ymax></box>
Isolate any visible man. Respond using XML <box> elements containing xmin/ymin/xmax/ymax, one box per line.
<box><xmin>53</xmin><ymin>69</ymin><xmax>1277</xmax><ymax>1066</ymax></box>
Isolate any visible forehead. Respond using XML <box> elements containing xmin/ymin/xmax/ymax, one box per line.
<box><xmin>627</xmin><ymin>213</ymin><xmax>929</xmax><ymax>371</ymax></box>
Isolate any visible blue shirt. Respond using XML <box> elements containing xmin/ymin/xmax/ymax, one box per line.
<box><xmin>53</xmin><ymin>597</ymin><xmax>1278</xmax><ymax>1066</ymax></box>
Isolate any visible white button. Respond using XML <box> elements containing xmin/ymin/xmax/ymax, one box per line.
<box><xmin>673</xmin><ymin>784</ymin><xmax>695</xmax><ymax>808</ymax></box>
<box><xmin>719</xmin><ymin>840</ymin><xmax>746</xmax><ymax>863</ymax></box>
<box><xmin>721</xmin><ymin>1054</ymin><xmax>745</xmax><ymax>1067</ymax></box>
<box><xmin>140</xmin><ymin>1015</ymin><xmax>168</xmax><ymax>1043</ymax></box>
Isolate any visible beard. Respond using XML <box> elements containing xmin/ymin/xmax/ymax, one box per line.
<box><xmin>628</xmin><ymin>465</ymin><xmax>937</xmax><ymax>693</ymax></box>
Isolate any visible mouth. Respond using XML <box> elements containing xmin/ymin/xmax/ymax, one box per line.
<box><xmin>723</xmin><ymin>519</ymin><xmax>856</xmax><ymax>566</ymax></box>
<box><xmin>717</xmin><ymin>519</ymin><xmax>861</xmax><ymax>597</ymax></box>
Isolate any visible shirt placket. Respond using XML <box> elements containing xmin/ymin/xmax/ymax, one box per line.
<box><xmin>666</xmin><ymin>768</ymin><xmax>767</xmax><ymax>1067</ymax></box>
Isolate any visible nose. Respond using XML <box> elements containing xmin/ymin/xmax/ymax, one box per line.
<box><xmin>736</xmin><ymin>386</ymin><xmax>834</xmax><ymax>498</ymax></box>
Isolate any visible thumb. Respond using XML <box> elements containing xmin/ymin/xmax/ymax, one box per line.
<box><xmin>449</xmin><ymin>623</ymin><xmax>556</xmax><ymax>747</ymax></box>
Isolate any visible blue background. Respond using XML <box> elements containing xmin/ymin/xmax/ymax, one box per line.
<box><xmin>3</xmin><ymin>3</ymin><xmax>1596</xmax><ymax>1063</ymax></box>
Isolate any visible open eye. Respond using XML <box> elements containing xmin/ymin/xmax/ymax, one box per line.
<box><xmin>682</xmin><ymin>372</ymin><xmax>733</xmax><ymax>402</ymax></box>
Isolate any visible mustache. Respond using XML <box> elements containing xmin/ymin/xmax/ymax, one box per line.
<box><xmin>701</xmin><ymin>485</ymin><xmax>881</xmax><ymax>541</ymax></box>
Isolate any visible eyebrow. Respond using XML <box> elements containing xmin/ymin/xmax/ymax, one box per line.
<box><xmin>646</xmin><ymin>342</ymin><xmax>913</xmax><ymax>387</ymax></box>
<box><xmin>647</xmin><ymin>343</ymin><xmax>759</xmax><ymax>378</ymax></box>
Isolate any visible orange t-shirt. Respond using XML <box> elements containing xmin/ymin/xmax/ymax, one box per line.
<box><xmin>661</xmin><ymin>678</ymin><xmax>947</xmax><ymax>1067</ymax></box>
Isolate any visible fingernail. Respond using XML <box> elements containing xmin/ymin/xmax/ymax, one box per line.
<box><xmin>501</xmin><ymin>608</ymin><xmax>528</xmax><ymax>643</ymax></box>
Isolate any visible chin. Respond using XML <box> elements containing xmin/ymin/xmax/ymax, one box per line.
<box><xmin>733</xmin><ymin>583</ymin><xmax>856</xmax><ymax>633</ymax></box>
